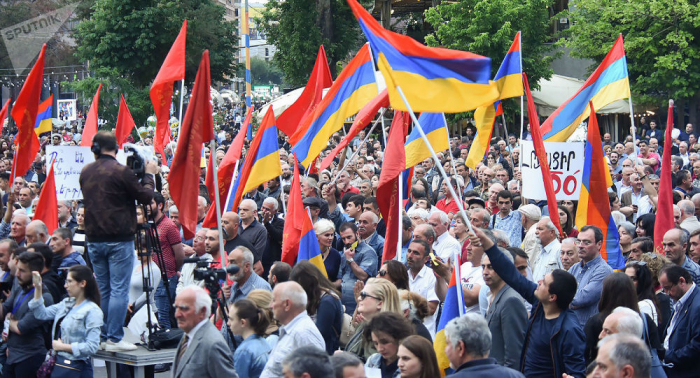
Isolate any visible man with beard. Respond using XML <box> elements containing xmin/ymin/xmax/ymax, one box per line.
<box><xmin>177</xmin><ymin>229</ymin><xmax>212</xmax><ymax>293</ymax></box>
<box><xmin>358</xmin><ymin>211</ymin><xmax>384</xmax><ymax>266</ymax></box>
<box><xmin>263</xmin><ymin>177</ymin><xmax>282</xmax><ymax>202</ymax></box>
<box><xmin>1</xmin><ymin>251</ymin><xmax>54</xmax><ymax>376</ymax></box>
<box><xmin>281</xmin><ymin>163</ymin><xmax>293</xmax><ymax>187</ymax></box>
<box><xmin>221</xmin><ymin>211</ymin><xmax>256</xmax><ymax>261</ymax></box>
<box><xmin>406</xmin><ymin>239</ymin><xmax>440</xmax><ymax>338</ymax></box>
<box><xmin>609</xmin><ymin>151</ymin><xmax>623</xmax><ymax>176</ymax></box>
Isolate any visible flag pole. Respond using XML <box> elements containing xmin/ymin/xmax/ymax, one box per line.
<box><xmin>628</xmin><ymin>96</ymin><xmax>636</xmax><ymax>153</ymax></box>
<box><xmin>395</xmin><ymin>85</ymin><xmax>474</xmax><ymax>235</ymax></box>
<box><xmin>442</xmin><ymin>113</ymin><xmax>461</xmax><ymax>196</ymax></box>
<box><xmin>518</xmin><ymin>31</ymin><xmax>524</xmax><ymax>192</ymax></box>
<box><xmin>330</xmin><ymin>109</ymin><xmax>387</xmax><ymax>185</ymax></box>
<box><xmin>177</xmin><ymin>80</ymin><xmax>185</xmax><ymax>140</ymax></box>
<box><xmin>210</xmin><ymin>139</ymin><xmax>226</xmax><ymax>269</ymax></box>
<box><xmin>279</xmin><ymin>174</ymin><xmax>287</xmax><ymax>214</ymax></box>
<box><xmin>503</xmin><ymin>113</ymin><xmax>516</xmax><ymax>173</ymax></box>
<box><xmin>397</xmin><ymin>170</ymin><xmax>403</xmax><ymax>262</ymax></box>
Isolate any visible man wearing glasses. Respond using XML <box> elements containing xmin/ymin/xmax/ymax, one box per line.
<box><xmin>568</xmin><ymin>225</ymin><xmax>614</xmax><ymax>326</ymax></box>
<box><xmin>659</xmin><ymin>265</ymin><xmax>700</xmax><ymax>378</ymax></box>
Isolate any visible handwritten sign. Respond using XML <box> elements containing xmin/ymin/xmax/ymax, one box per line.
<box><xmin>46</xmin><ymin>146</ymin><xmax>128</xmax><ymax>200</ymax></box>
<box><xmin>521</xmin><ymin>141</ymin><xmax>585</xmax><ymax>201</ymax></box>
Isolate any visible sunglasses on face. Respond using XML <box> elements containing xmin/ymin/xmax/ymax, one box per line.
<box><xmin>378</xmin><ymin>270</ymin><xmax>387</xmax><ymax>277</ymax></box>
<box><xmin>360</xmin><ymin>291</ymin><xmax>381</xmax><ymax>301</ymax></box>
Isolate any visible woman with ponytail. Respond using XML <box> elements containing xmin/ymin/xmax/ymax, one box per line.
<box><xmin>228</xmin><ymin>299</ymin><xmax>272</xmax><ymax>378</ymax></box>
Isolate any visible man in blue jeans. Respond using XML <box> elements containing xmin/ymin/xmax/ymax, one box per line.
<box><xmin>80</xmin><ymin>131</ymin><xmax>158</xmax><ymax>352</ymax></box>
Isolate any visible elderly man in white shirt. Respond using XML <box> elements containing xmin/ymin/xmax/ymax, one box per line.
<box><xmin>428</xmin><ymin>210</ymin><xmax>461</xmax><ymax>264</ymax></box>
<box><xmin>405</xmin><ymin>239</ymin><xmax>440</xmax><ymax>339</ymax></box>
<box><xmin>519</xmin><ymin>204</ymin><xmax>542</xmax><ymax>261</ymax></box>
<box><xmin>261</xmin><ymin>281</ymin><xmax>325</xmax><ymax>378</ymax></box>
<box><xmin>531</xmin><ymin>216</ymin><xmax>563</xmax><ymax>282</ymax></box>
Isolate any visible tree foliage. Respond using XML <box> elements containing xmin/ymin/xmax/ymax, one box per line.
<box><xmin>259</xmin><ymin>0</ymin><xmax>361</xmax><ymax>87</ymax></box>
<box><xmin>562</xmin><ymin>0</ymin><xmax>700</xmax><ymax>115</ymax></box>
<box><xmin>75</xmin><ymin>0</ymin><xmax>237</xmax><ymax>87</ymax></box>
<box><xmin>62</xmin><ymin>68</ymin><xmax>153</xmax><ymax>129</ymax></box>
<box><xmin>424</xmin><ymin>0</ymin><xmax>557</xmax><ymax>123</ymax></box>
<box><xmin>241</xmin><ymin>58</ymin><xmax>285</xmax><ymax>87</ymax></box>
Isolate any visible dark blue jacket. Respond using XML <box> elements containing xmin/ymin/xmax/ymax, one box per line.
<box><xmin>663</xmin><ymin>285</ymin><xmax>700</xmax><ymax>378</ymax></box>
<box><xmin>483</xmin><ymin>245</ymin><xmax>587</xmax><ymax>378</ymax></box>
<box><xmin>447</xmin><ymin>358</ymin><xmax>524</xmax><ymax>378</ymax></box>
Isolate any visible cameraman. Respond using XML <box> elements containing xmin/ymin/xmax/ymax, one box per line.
<box><xmin>79</xmin><ymin>131</ymin><xmax>158</xmax><ymax>352</ymax></box>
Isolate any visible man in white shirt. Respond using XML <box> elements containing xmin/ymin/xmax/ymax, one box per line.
<box><xmin>261</xmin><ymin>281</ymin><xmax>325</xmax><ymax>378</ymax></box>
<box><xmin>428</xmin><ymin>210</ymin><xmax>461</xmax><ymax>264</ymax></box>
<box><xmin>532</xmin><ymin>216</ymin><xmax>562</xmax><ymax>282</ymax></box>
<box><xmin>405</xmin><ymin>239</ymin><xmax>440</xmax><ymax>338</ymax></box>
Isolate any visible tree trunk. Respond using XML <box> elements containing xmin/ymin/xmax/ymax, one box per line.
<box><xmin>689</xmin><ymin>93</ymin><xmax>700</xmax><ymax>131</ymax></box>
<box><xmin>316</xmin><ymin>0</ymin><xmax>334</xmax><ymax>78</ymax></box>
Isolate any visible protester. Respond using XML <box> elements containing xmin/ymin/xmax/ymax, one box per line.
<box><xmin>363</xmin><ymin>311</ymin><xmax>414</xmax><ymax>377</ymax></box>
<box><xmin>282</xmin><ymin>345</ymin><xmax>335</xmax><ymax>378</ymax></box>
<box><xmin>228</xmin><ymin>299</ymin><xmax>271</xmax><ymax>378</ymax></box>
<box><xmin>29</xmin><ymin>265</ymin><xmax>103</xmax><ymax>377</ymax></box>
<box><xmin>330</xmin><ymin>352</ymin><xmax>365</xmax><ymax>378</ymax></box>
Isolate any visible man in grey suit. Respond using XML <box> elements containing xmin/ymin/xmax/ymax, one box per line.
<box><xmin>172</xmin><ymin>286</ymin><xmax>238</xmax><ymax>378</ymax></box>
<box><xmin>481</xmin><ymin>249</ymin><xmax>528</xmax><ymax>368</ymax></box>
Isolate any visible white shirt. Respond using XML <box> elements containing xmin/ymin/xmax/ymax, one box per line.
<box><xmin>459</xmin><ymin>261</ymin><xmax>485</xmax><ymax>314</ymax></box>
<box><xmin>521</xmin><ymin>224</ymin><xmax>539</xmax><ymax>261</ymax></box>
<box><xmin>408</xmin><ymin>265</ymin><xmax>439</xmax><ymax>339</ymax></box>
<box><xmin>433</xmin><ymin>232</ymin><xmax>461</xmax><ymax>264</ymax></box>
<box><xmin>261</xmin><ymin>311</ymin><xmax>325</xmax><ymax>378</ymax></box>
<box><xmin>664</xmin><ymin>283</ymin><xmax>696</xmax><ymax>349</ymax></box>
<box><xmin>532</xmin><ymin>239</ymin><xmax>562</xmax><ymax>282</ymax></box>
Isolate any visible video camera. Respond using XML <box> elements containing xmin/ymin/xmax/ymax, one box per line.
<box><xmin>123</xmin><ymin>143</ymin><xmax>156</xmax><ymax>179</ymax></box>
<box><xmin>183</xmin><ymin>256</ymin><xmax>239</xmax><ymax>291</ymax></box>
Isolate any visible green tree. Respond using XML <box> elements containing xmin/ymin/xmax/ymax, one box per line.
<box><xmin>243</xmin><ymin>58</ymin><xmax>285</xmax><ymax>86</ymax></box>
<box><xmin>63</xmin><ymin>68</ymin><xmax>153</xmax><ymax>129</ymax></box>
<box><xmin>75</xmin><ymin>0</ymin><xmax>237</xmax><ymax>87</ymax></box>
<box><xmin>424</xmin><ymin>0</ymin><xmax>557</xmax><ymax>124</ymax></box>
<box><xmin>259</xmin><ymin>0</ymin><xmax>361</xmax><ymax>87</ymax></box>
<box><xmin>562</xmin><ymin>0</ymin><xmax>700</xmax><ymax>125</ymax></box>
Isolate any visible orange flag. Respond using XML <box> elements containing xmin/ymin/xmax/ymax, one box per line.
<box><xmin>151</xmin><ymin>20</ymin><xmax>187</xmax><ymax>158</ymax></box>
<box><xmin>32</xmin><ymin>161</ymin><xmax>58</xmax><ymax>234</ymax></box>
<box><xmin>115</xmin><ymin>94</ymin><xmax>136</xmax><ymax>148</ymax></box>
<box><xmin>80</xmin><ymin>83</ymin><xmax>103</xmax><ymax>147</ymax></box>
<box><xmin>169</xmin><ymin>50</ymin><xmax>215</xmax><ymax>240</ymax></box>
<box><xmin>11</xmin><ymin>44</ymin><xmax>45</xmax><ymax>182</ymax></box>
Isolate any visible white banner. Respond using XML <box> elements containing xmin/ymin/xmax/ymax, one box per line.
<box><xmin>46</xmin><ymin>146</ymin><xmax>128</xmax><ymax>200</ymax></box>
<box><xmin>521</xmin><ymin>141</ymin><xmax>585</xmax><ymax>201</ymax></box>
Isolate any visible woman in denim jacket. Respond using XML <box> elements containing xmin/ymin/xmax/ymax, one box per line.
<box><xmin>30</xmin><ymin>265</ymin><xmax>104</xmax><ymax>378</ymax></box>
<box><xmin>227</xmin><ymin>299</ymin><xmax>271</xmax><ymax>378</ymax></box>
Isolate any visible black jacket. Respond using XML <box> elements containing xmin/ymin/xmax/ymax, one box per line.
<box><xmin>79</xmin><ymin>155</ymin><xmax>155</xmax><ymax>242</ymax></box>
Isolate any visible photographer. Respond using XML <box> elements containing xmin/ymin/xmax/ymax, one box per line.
<box><xmin>79</xmin><ymin>131</ymin><xmax>158</xmax><ymax>352</ymax></box>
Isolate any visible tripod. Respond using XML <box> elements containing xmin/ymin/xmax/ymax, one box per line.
<box><xmin>135</xmin><ymin>204</ymin><xmax>176</xmax><ymax>350</ymax></box>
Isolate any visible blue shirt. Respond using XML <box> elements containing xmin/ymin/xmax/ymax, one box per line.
<box><xmin>681</xmin><ymin>257</ymin><xmax>700</xmax><ymax>286</ymax></box>
<box><xmin>228</xmin><ymin>272</ymin><xmax>272</xmax><ymax>304</ymax></box>
<box><xmin>339</xmin><ymin>241</ymin><xmax>377</xmax><ymax>314</ymax></box>
<box><xmin>60</xmin><ymin>251</ymin><xmax>86</xmax><ymax>268</ymax></box>
<box><xmin>493</xmin><ymin>210</ymin><xmax>523</xmax><ymax>247</ymax></box>
<box><xmin>568</xmin><ymin>255</ymin><xmax>613</xmax><ymax>325</ymax></box>
<box><xmin>234</xmin><ymin>334</ymin><xmax>270</xmax><ymax>378</ymax></box>
<box><xmin>523</xmin><ymin>314</ymin><xmax>556</xmax><ymax>377</ymax></box>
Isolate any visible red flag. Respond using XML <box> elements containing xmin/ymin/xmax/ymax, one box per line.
<box><xmin>80</xmin><ymin>83</ymin><xmax>103</xmax><ymax>147</ymax></box>
<box><xmin>169</xmin><ymin>50</ymin><xmax>215</xmax><ymax>240</ymax></box>
<box><xmin>151</xmin><ymin>20</ymin><xmax>187</xmax><ymax>158</ymax></box>
<box><xmin>32</xmin><ymin>161</ymin><xmax>58</xmax><ymax>234</ymax></box>
<box><xmin>278</xmin><ymin>45</ymin><xmax>333</xmax><ymax>138</ymax></box>
<box><xmin>10</xmin><ymin>44</ymin><xmax>45</xmax><ymax>183</ymax></box>
<box><xmin>523</xmin><ymin>73</ymin><xmax>563</xmax><ymax>237</ymax></box>
<box><xmin>0</xmin><ymin>99</ymin><xmax>10</xmax><ymax>136</ymax></box>
<box><xmin>378</xmin><ymin>111</ymin><xmax>409</xmax><ymax>263</ymax></box>
<box><xmin>281</xmin><ymin>155</ymin><xmax>305</xmax><ymax>265</ymax></box>
<box><xmin>320</xmin><ymin>89</ymin><xmax>389</xmax><ymax>171</ymax></box>
<box><xmin>654</xmin><ymin>100</ymin><xmax>675</xmax><ymax>254</ymax></box>
<box><xmin>115</xmin><ymin>94</ymin><xmax>136</xmax><ymax>148</ymax></box>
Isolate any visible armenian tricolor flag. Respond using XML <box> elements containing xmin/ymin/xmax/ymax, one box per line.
<box><xmin>34</xmin><ymin>95</ymin><xmax>53</xmax><ymax>135</ymax></box>
<box><xmin>466</xmin><ymin>32</ymin><xmax>523</xmax><ymax>169</ymax></box>
<box><xmin>290</xmin><ymin>44</ymin><xmax>377</xmax><ymax>168</ymax></box>
<box><xmin>228</xmin><ymin>107</ymin><xmax>282</xmax><ymax>211</ymax></box>
<box><xmin>297</xmin><ymin>208</ymin><xmax>328</xmax><ymax>277</ymax></box>
<box><xmin>575</xmin><ymin>102</ymin><xmax>623</xmax><ymax>269</ymax></box>
<box><xmin>542</xmin><ymin>35</ymin><xmax>630</xmax><ymax>142</ymax></box>
<box><xmin>434</xmin><ymin>254</ymin><xmax>464</xmax><ymax>376</ymax></box>
<box><xmin>347</xmin><ymin>0</ymin><xmax>498</xmax><ymax>113</ymax></box>
<box><xmin>404</xmin><ymin>112</ymin><xmax>448</xmax><ymax>169</ymax></box>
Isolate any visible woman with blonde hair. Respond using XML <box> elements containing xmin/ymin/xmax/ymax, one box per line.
<box><xmin>344</xmin><ymin>278</ymin><xmax>401</xmax><ymax>361</ymax></box>
<box><xmin>246</xmin><ymin>289</ymin><xmax>280</xmax><ymax>347</ymax></box>
<box><xmin>313</xmin><ymin>219</ymin><xmax>342</xmax><ymax>281</ymax></box>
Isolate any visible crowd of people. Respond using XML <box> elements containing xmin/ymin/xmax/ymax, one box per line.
<box><xmin>0</xmin><ymin>107</ymin><xmax>698</xmax><ymax>378</ymax></box>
